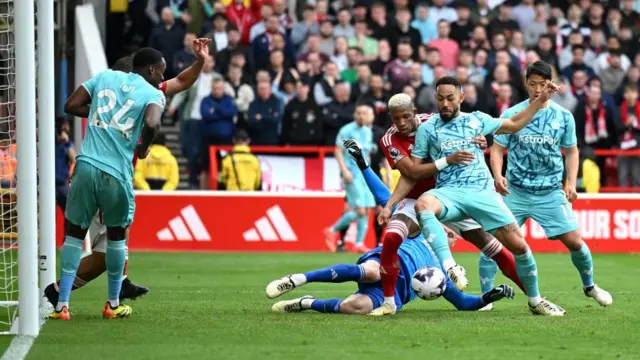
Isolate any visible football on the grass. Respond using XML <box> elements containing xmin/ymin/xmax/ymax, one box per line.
<box><xmin>412</xmin><ymin>266</ymin><xmax>447</xmax><ymax>300</ymax></box>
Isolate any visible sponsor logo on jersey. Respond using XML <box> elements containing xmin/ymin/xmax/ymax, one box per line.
<box><xmin>440</xmin><ymin>138</ymin><xmax>474</xmax><ymax>151</ymax></box>
<box><xmin>518</xmin><ymin>134</ymin><xmax>559</xmax><ymax>145</ymax></box>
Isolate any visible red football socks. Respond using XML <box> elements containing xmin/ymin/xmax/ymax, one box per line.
<box><xmin>379</xmin><ymin>222</ymin><xmax>408</xmax><ymax>298</ymax></box>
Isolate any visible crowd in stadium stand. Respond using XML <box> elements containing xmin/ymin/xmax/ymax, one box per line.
<box><xmin>105</xmin><ymin>0</ymin><xmax>640</xmax><ymax>190</ymax></box>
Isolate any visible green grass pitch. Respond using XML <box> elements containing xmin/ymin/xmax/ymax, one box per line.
<box><xmin>4</xmin><ymin>252</ymin><xmax>640</xmax><ymax>360</ymax></box>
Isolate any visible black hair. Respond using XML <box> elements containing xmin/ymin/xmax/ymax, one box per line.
<box><xmin>112</xmin><ymin>56</ymin><xmax>133</xmax><ymax>72</ymax></box>
<box><xmin>572</xmin><ymin>44</ymin><xmax>586</xmax><ymax>52</ymax></box>
<box><xmin>525</xmin><ymin>61</ymin><xmax>553</xmax><ymax>81</ymax></box>
<box><xmin>234</xmin><ymin>129</ymin><xmax>250</xmax><ymax>142</ymax></box>
<box><xmin>435</xmin><ymin>76</ymin><xmax>462</xmax><ymax>91</ymax></box>
<box><xmin>132</xmin><ymin>47</ymin><xmax>164</xmax><ymax>69</ymax></box>
<box><xmin>153</xmin><ymin>133</ymin><xmax>166</xmax><ymax>146</ymax></box>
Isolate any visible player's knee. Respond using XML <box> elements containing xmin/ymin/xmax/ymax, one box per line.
<box><xmin>360</xmin><ymin>261</ymin><xmax>380</xmax><ymax>283</ymax></box>
<box><xmin>414</xmin><ymin>195</ymin><xmax>440</xmax><ymax>214</ymax></box>
<box><xmin>495</xmin><ymin>223</ymin><xmax>529</xmax><ymax>255</ymax></box>
<box><xmin>557</xmin><ymin>231</ymin><xmax>583</xmax><ymax>251</ymax></box>
<box><xmin>339</xmin><ymin>298</ymin><xmax>370</xmax><ymax>314</ymax></box>
<box><xmin>355</xmin><ymin>207</ymin><xmax>367</xmax><ymax>217</ymax></box>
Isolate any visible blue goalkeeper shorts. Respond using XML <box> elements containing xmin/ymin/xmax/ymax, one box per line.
<box><xmin>65</xmin><ymin>161</ymin><xmax>135</xmax><ymax>229</ymax></box>
<box><xmin>354</xmin><ymin>251</ymin><xmax>406</xmax><ymax>311</ymax></box>
<box><xmin>504</xmin><ymin>185</ymin><xmax>579</xmax><ymax>239</ymax></box>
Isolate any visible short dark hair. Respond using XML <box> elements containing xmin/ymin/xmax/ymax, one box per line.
<box><xmin>234</xmin><ymin>129</ymin><xmax>250</xmax><ymax>142</ymax></box>
<box><xmin>525</xmin><ymin>61</ymin><xmax>553</xmax><ymax>81</ymax></box>
<box><xmin>572</xmin><ymin>44</ymin><xmax>586</xmax><ymax>53</ymax></box>
<box><xmin>625</xmin><ymin>83</ymin><xmax>638</xmax><ymax>93</ymax></box>
<box><xmin>112</xmin><ymin>56</ymin><xmax>133</xmax><ymax>72</ymax></box>
<box><xmin>435</xmin><ymin>76</ymin><xmax>462</xmax><ymax>91</ymax></box>
<box><xmin>153</xmin><ymin>133</ymin><xmax>166</xmax><ymax>146</ymax></box>
<box><xmin>132</xmin><ymin>47</ymin><xmax>164</xmax><ymax>69</ymax></box>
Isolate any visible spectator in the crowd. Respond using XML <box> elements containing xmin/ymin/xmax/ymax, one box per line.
<box><xmin>428</xmin><ymin>20</ymin><xmax>459</xmax><ymax>71</ymax></box>
<box><xmin>219</xmin><ymin>130</ymin><xmax>262</xmax><ymax>191</ymax></box>
<box><xmin>350</xmin><ymin>63</ymin><xmax>371</xmax><ymax>101</ymax></box>
<box><xmin>558</xmin><ymin>31</ymin><xmax>596</xmax><ymax>69</ymax></box>
<box><xmin>409</xmin><ymin>62</ymin><xmax>435</xmax><ymax>114</ymax></box>
<box><xmin>334</xmin><ymin>7</ymin><xmax>355</xmax><ymax>39</ymax></box>
<box><xmin>513</xmin><ymin>0</ymin><xmax>535</xmax><ymax>31</ymax></box>
<box><xmin>509</xmin><ymin>31</ymin><xmax>527</xmax><ymax>69</ymax></box>
<box><xmin>429</xmin><ymin>0</ymin><xmax>457</xmax><ymax>23</ymax></box>
<box><xmin>616</xmin><ymin>66</ymin><xmax>640</xmax><ymax>102</ymax></box>
<box><xmin>619</xmin><ymin>22</ymin><xmax>639</xmax><ymax>61</ymax></box>
<box><xmin>281</xmin><ymin>81</ymin><xmax>323</xmax><ymax>145</ymax></box>
<box><xmin>341</xmin><ymin>47</ymin><xmax>364</xmax><ymax>84</ymax></box>
<box><xmin>571</xmin><ymin>69</ymin><xmax>589</xmax><ymax>99</ymax></box>
<box><xmin>559</xmin><ymin>4</ymin><xmax>591</xmax><ymax>43</ymax></box>
<box><xmin>252</xmin><ymin>15</ymin><xmax>292</xmax><ymax>70</ymax></box>
<box><xmin>331</xmin><ymin>37</ymin><xmax>349</xmax><ymax>72</ymax></box>
<box><xmin>584</xmin><ymin>2</ymin><xmax>607</xmax><ymax>35</ymax></box>
<box><xmin>321</xmin><ymin>82</ymin><xmax>354</xmax><ymax>145</ymax></box>
<box><xmin>290</xmin><ymin>5</ymin><xmax>318</xmax><ymax>52</ymax></box>
<box><xmin>535</xmin><ymin>34</ymin><xmax>559</xmax><ymax>70</ymax></box>
<box><xmin>524</xmin><ymin>0</ymin><xmax>548</xmax><ymax>47</ymax></box>
<box><xmin>369</xmin><ymin>2</ymin><xmax>392</xmax><ymax>40</ymax></box>
<box><xmin>148</xmin><ymin>7</ymin><xmax>186</xmax><ymax>78</ymax></box>
<box><xmin>205</xmin><ymin>13</ymin><xmax>229</xmax><ymax>54</ymax></box>
<box><xmin>173</xmin><ymin>33</ymin><xmax>198</xmax><ymax>76</ymax></box>
<box><xmin>488</xmin><ymin>2</ymin><xmax>519</xmax><ymax>40</ymax></box>
<box><xmin>600</xmin><ymin>50</ymin><xmax>627</xmax><ymax>95</ymax></box>
<box><xmin>450</xmin><ymin>1</ymin><xmax>474</xmax><ymax>46</ymax></box>
<box><xmin>470</xmin><ymin>0</ymin><xmax>496</xmax><ymax>26</ymax></box>
<box><xmin>314</xmin><ymin>61</ymin><xmax>341</xmax><ymax>106</ymax></box>
<box><xmin>576</xmin><ymin>146</ymin><xmax>601</xmax><ymax>193</ymax></box>
<box><xmin>201</xmin><ymin>77</ymin><xmax>239</xmax><ymax>146</ymax></box>
<box><xmin>298</xmin><ymin>34</ymin><xmax>331</xmax><ymax>63</ymax></box>
<box><xmin>575</xmin><ymin>84</ymin><xmax>620</xmax><ymax>181</ymax></box>
<box><xmin>421</xmin><ymin>46</ymin><xmax>440</xmax><ymax>85</ymax></box>
<box><xmin>461</xmin><ymin>83</ymin><xmax>489</xmax><ymax>114</ymax></box>
<box><xmin>247</xmin><ymin>80</ymin><xmax>284</xmax><ymax>145</ymax></box>
<box><xmin>358</xmin><ymin>74</ymin><xmax>389</xmax><ymax>130</ymax></box>
<box><xmin>384</xmin><ymin>41</ymin><xmax>414</xmax><ymax>94</ymax></box>
<box><xmin>489</xmin><ymin>82</ymin><xmax>515</xmax><ymax>117</ymax></box>
<box><xmin>468</xmin><ymin>25</ymin><xmax>491</xmax><ymax>52</ymax></box>
<box><xmin>561</xmin><ymin>44</ymin><xmax>596</xmax><ymax>81</ymax></box>
<box><xmin>249</xmin><ymin>3</ymin><xmax>280</xmax><ymax>43</ymax></box>
<box><xmin>55</xmin><ymin>119</ymin><xmax>75</xmax><ymax>210</ymax></box>
<box><xmin>588</xmin><ymin>27</ymin><xmax>608</xmax><ymax>56</ymax></box>
<box><xmin>273</xmin><ymin>0</ymin><xmax>292</xmax><ymax>32</ymax></box>
<box><xmin>225</xmin><ymin>0</ymin><xmax>255</xmax><ymax>45</ymax></box>
<box><xmin>411</xmin><ymin>3</ymin><xmax>437</xmax><ymax>45</ymax></box>
<box><xmin>224</xmin><ymin>64</ymin><xmax>255</xmax><ymax>115</ymax></box>
<box><xmin>318</xmin><ymin>19</ymin><xmax>337</xmax><ymax>57</ymax></box>
<box><xmin>469</xmin><ymin>48</ymin><xmax>489</xmax><ymax>85</ymax></box>
<box><xmin>348</xmin><ymin>21</ymin><xmax>378</xmax><ymax>62</ymax></box>
<box><xmin>618</xmin><ymin>84</ymin><xmax>640</xmax><ymax>187</ymax></box>
<box><xmin>594</xmin><ymin>37</ymin><xmax>631</xmax><ymax>76</ymax></box>
<box><xmin>552</xmin><ymin>77</ymin><xmax>578</xmax><ymax>113</ymax></box>
<box><xmin>170</xmin><ymin>0</ymin><xmax>213</xmax><ymax>35</ymax></box>
<box><xmin>607</xmin><ymin>8</ymin><xmax>623</xmax><ymax>37</ymax></box>
<box><xmin>368</xmin><ymin>39</ymin><xmax>392</xmax><ymax>75</ymax></box>
<box><xmin>489</xmin><ymin>33</ymin><xmax>521</xmax><ymax>70</ymax></box>
<box><xmin>389</xmin><ymin>8</ymin><xmax>422</xmax><ymax>58</ymax></box>
<box><xmin>214</xmin><ymin>25</ymin><xmax>254</xmax><ymax>77</ymax></box>
<box><xmin>621</xmin><ymin>0</ymin><xmax>640</xmax><ymax>26</ymax></box>
<box><xmin>134</xmin><ymin>133</ymin><xmax>179</xmax><ymax>191</ymax></box>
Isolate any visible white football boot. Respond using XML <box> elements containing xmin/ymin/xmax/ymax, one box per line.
<box><xmin>585</xmin><ymin>284</ymin><xmax>613</xmax><ymax>307</ymax></box>
<box><xmin>265</xmin><ymin>275</ymin><xmax>297</xmax><ymax>299</ymax></box>
<box><xmin>367</xmin><ymin>302</ymin><xmax>397</xmax><ymax>316</ymax></box>
<box><xmin>478</xmin><ymin>303</ymin><xmax>494</xmax><ymax>311</ymax></box>
<box><xmin>271</xmin><ymin>296</ymin><xmax>314</xmax><ymax>313</ymax></box>
<box><xmin>447</xmin><ymin>264</ymin><xmax>469</xmax><ymax>291</ymax></box>
<box><xmin>528</xmin><ymin>298</ymin><xmax>566</xmax><ymax>316</ymax></box>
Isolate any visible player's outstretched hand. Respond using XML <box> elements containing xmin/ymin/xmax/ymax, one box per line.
<box><xmin>136</xmin><ymin>144</ymin><xmax>151</xmax><ymax>160</ymax></box>
<box><xmin>472</xmin><ymin>134</ymin><xmax>487</xmax><ymax>149</ymax></box>
<box><xmin>564</xmin><ymin>185</ymin><xmax>578</xmax><ymax>203</ymax></box>
<box><xmin>445</xmin><ymin>150</ymin><xmax>475</xmax><ymax>166</ymax></box>
<box><xmin>494</xmin><ymin>176</ymin><xmax>509</xmax><ymax>196</ymax></box>
<box><xmin>343</xmin><ymin>139</ymin><xmax>369</xmax><ymax>170</ymax></box>
<box><xmin>378</xmin><ymin>206</ymin><xmax>392</xmax><ymax>226</ymax></box>
<box><xmin>535</xmin><ymin>81</ymin><xmax>560</xmax><ymax>104</ymax></box>
<box><xmin>482</xmin><ymin>284</ymin><xmax>515</xmax><ymax>304</ymax></box>
<box><xmin>193</xmin><ymin>38</ymin><xmax>212</xmax><ymax>61</ymax></box>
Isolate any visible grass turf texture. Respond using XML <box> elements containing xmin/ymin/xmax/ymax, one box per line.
<box><xmin>9</xmin><ymin>252</ymin><xmax>640</xmax><ymax>360</ymax></box>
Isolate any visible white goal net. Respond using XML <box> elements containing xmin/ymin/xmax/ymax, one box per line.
<box><xmin>0</xmin><ymin>0</ymin><xmax>56</xmax><ymax>336</ymax></box>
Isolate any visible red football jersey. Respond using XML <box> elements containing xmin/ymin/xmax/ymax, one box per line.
<box><xmin>380</xmin><ymin>113</ymin><xmax>436</xmax><ymax>200</ymax></box>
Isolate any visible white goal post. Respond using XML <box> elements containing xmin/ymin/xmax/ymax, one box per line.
<box><xmin>9</xmin><ymin>0</ymin><xmax>56</xmax><ymax>337</ymax></box>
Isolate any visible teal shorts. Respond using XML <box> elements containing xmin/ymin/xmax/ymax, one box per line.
<box><xmin>344</xmin><ymin>172</ymin><xmax>376</xmax><ymax>209</ymax></box>
<box><xmin>504</xmin><ymin>186</ymin><xmax>578</xmax><ymax>239</ymax></box>
<box><xmin>65</xmin><ymin>161</ymin><xmax>135</xmax><ymax>229</ymax></box>
<box><xmin>428</xmin><ymin>187</ymin><xmax>516</xmax><ymax>234</ymax></box>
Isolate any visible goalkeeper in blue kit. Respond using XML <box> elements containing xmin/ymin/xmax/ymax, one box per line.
<box><xmin>50</xmin><ymin>48</ymin><xmax>166</xmax><ymax>320</ymax></box>
<box><xmin>265</xmin><ymin>236</ymin><xmax>515</xmax><ymax>314</ymax></box>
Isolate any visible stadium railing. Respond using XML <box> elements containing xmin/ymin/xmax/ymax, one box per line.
<box><xmin>208</xmin><ymin>145</ymin><xmax>640</xmax><ymax>193</ymax></box>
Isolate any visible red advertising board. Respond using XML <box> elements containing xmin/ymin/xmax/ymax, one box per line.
<box><xmin>55</xmin><ymin>192</ymin><xmax>640</xmax><ymax>253</ymax></box>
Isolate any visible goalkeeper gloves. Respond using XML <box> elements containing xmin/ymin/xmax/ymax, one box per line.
<box><xmin>343</xmin><ymin>139</ymin><xmax>369</xmax><ymax>170</ymax></box>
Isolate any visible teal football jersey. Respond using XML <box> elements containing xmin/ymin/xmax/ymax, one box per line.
<box><xmin>494</xmin><ymin>100</ymin><xmax>577</xmax><ymax>194</ymax></box>
<box><xmin>336</xmin><ymin>121</ymin><xmax>374</xmax><ymax>172</ymax></box>
<box><xmin>412</xmin><ymin>111</ymin><xmax>503</xmax><ymax>190</ymax></box>
<box><xmin>79</xmin><ymin>70</ymin><xmax>166</xmax><ymax>182</ymax></box>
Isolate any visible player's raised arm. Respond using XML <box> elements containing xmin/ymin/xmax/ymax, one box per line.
<box><xmin>496</xmin><ymin>61</ymin><xmax>559</xmax><ymax>135</ymax></box>
<box><xmin>378</xmin><ymin>175</ymin><xmax>415</xmax><ymax>225</ymax></box>
<box><xmin>163</xmin><ymin>38</ymin><xmax>211</xmax><ymax>96</ymax></box>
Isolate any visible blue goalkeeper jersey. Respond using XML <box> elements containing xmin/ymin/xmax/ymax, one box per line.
<box><xmin>412</xmin><ymin>111</ymin><xmax>503</xmax><ymax>190</ymax></box>
<box><xmin>79</xmin><ymin>70</ymin><xmax>166</xmax><ymax>182</ymax></box>
<box><xmin>494</xmin><ymin>100</ymin><xmax>577</xmax><ymax>194</ymax></box>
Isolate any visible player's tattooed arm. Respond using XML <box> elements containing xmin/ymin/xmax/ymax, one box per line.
<box><xmin>137</xmin><ymin>103</ymin><xmax>162</xmax><ymax>159</ymax></box>
<box><xmin>496</xmin><ymin>82</ymin><xmax>559</xmax><ymax>134</ymax></box>
<box><xmin>164</xmin><ymin>38</ymin><xmax>212</xmax><ymax>96</ymax></box>
<box><xmin>64</xmin><ymin>86</ymin><xmax>92</xmax><ymax>117</ymax></box>
<box><xmin>396</xmin><ymin>151</ymin><xmax>475</xmax><ymax>181</ymax></box>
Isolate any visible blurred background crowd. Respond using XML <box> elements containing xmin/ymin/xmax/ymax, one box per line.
<box><xmin>55</xmin><ymin>0</ymin><xmax>640</xmax><ymax>192</ymax></box>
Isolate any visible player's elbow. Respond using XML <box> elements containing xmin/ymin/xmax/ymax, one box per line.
<box><xmin>498</xmin><ymin>121</ymin><xmax>517</xmax><ymax>134</ymax></box>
